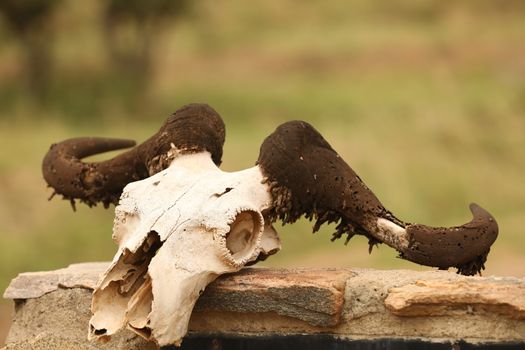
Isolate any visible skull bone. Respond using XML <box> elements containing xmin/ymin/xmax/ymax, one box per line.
<box><xmin>89</xmin><ymin>151</ymin><xmax>281</xmax><ymax>347</ymax></box>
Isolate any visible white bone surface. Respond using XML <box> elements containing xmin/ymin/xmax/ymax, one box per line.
<box><xmin>89</xmin><ymin>151</ymin><xmax>281</xmax><ymax>347</ymax></box>
<box><xmin>375</xmin><ymin>218</ymin><xmax>409</xmax><ymax>250</ymax></box>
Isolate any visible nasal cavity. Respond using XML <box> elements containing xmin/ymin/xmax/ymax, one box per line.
<box><xmin>225</xmin><ymin>210</ymin><xmax>262</xmax><ymax>263</ymax></box>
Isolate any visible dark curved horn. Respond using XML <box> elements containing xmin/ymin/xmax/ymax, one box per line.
<box><xmin>257</xmin><ymin>121</ymin><xmax>498</xmax><ymax>275</ymax></box>
<box><xmin>403</xmin><ymin>203</ymin><xmax>498</xmax><ymax>275</ymax></box>
<box><xmin>43</xmin><ymin>137</ymin><xmax>138</xmax><ymax>207</ymax></box>
<box><xmin>42</xmin><ymin>103</ymin><xmax>226</xmax><ymax>207</ymax></box>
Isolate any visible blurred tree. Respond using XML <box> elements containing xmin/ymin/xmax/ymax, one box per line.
<box><xmin>0</xmin><ymin>0</ymin><xmax>60</xmax><ymax>101</ymax></box>
<box><xmin>103</xmin><ymin>0</ymin><xmax>190</xmax><ymax>85</ymax></box>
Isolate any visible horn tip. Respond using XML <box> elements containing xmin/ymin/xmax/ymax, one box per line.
<box><xmin>468</xmin><ymin>202</ymin><xmax>498</xmax><ymax>234</ymax></box>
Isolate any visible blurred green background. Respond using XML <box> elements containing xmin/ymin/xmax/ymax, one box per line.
<box><xmin>1</xmin><ymin>0</ymin><xmax>524</xmax><ymax>345</ymax></box>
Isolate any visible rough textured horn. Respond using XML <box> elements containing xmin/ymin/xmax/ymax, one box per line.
<box><xmin>42</xmin><ymin>103</ymin><xmax>226</xmax><ymax>207</ymax></box>
<box><xmin>42</xmin><ymin>137</ymin><xmax>139</xmax><ymax>207</ymax></box>
<box><xmin>403</xmin><ymin>203</ymin><xmax>498</xmax><ymax>275</ymax></box>
<box><xmin>257</xmin><ymin>121</ymin><xmax>498</xmax><ymax>275</ymax></box>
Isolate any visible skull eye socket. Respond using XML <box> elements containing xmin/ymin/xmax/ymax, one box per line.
<box><xmin>225</xmin><ymin>210</ymin><xmax>262</xmax><ymax>264</ymax></box>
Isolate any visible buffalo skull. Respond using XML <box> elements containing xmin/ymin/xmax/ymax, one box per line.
<box><xmin>42</xmin><ymin>103</ymin><xmax>498</xmax><ymax>346</ymax></box>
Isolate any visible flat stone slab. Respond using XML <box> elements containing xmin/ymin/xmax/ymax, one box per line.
<box><xmin>3</xmin><ymin>263</ymin><xmax>525</xmax><ymax>349</ymax></box>
<box><xmin>195</xmin><ymin>267</ymin><xmax>351</xmax><ymax>327</ymax></box>
<box><xmin>3</xmin><ymin>262</ymin><xmax>105</xmax><ymax>300</ymax></box>
<box><xmin>385</xmin><ymin>278</ymin><xmax>525</xmax><ymax>319</ymax></box>
<box><xmin>4</xmin><ymin>263</ymin><xmax>351</xmax><ymax>328</ymax></box>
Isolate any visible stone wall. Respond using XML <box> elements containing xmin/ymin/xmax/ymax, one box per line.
<box><xmin>2</xmin><ymin>263</ymin><xmax>525</xmax><ymax>349</ymax></box>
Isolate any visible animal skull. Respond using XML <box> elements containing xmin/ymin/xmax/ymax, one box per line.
<box><xmin>89</xmin><ymin>151</ymin><xmax>280</xmax><ymax>346</ymax></box>
<box><xmin>42</xmin><ymin>103</ymin><xmax>499</xmax><ymax>347</ymax></box>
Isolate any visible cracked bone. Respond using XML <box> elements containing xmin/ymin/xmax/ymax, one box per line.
<box><xmin>89</xmin><ymin>151</ymin><xmax>281</xmax><ymax>347</ymax></box>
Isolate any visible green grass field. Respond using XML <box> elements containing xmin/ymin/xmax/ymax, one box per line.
<box><xmin>1</xmin><ymin>0</ymin><xmax>525</xmax><ymax>345</ymax></box>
